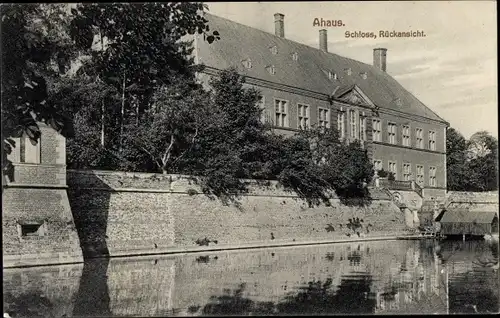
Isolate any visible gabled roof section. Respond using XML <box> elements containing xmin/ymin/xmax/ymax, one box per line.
<box><xmin>196</xmin><ymin>13</ymin><xmax>448</xmax><ymax>124</ymax></box>
<box><xmin>334</xmin><ymin>84</ymin><xmax>375</xmax><ymax>108</ymax></box>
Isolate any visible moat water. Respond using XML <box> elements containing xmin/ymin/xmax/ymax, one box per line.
<box><xmin>3</xmin><ymin>239</ymin><xmax>499</xmax><ymax>317</ymax></box>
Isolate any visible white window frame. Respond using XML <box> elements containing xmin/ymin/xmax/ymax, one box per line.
<box><xmin>388</xmin><ymin>161</ymin><xmax>397</xmax><ymax>179</ymax></box>
<box><xmin>318</xmin><ymin>107</ymin><xmax>330</xmax><ymax>128</ymax></box>
<box><xmin>429</xmin><ymin>166</ymin><xmax>437</xmax><ymax>187</ymax></box>
<box><xmin>428</xmin><ymin>130</ymin><xmax>436</xmax><ymax>151</ymax></box>
<box><xmin>359</xmin><ymin>114</ymin><xmax>367</xmax><ymax>141</ymax></box>
<box><xmin>297</xmin><ymin>103</ymin><xmax>310</xmax><ymax>130</ymax></box>
<box><xmin>416</xmin><ymin>128</ymin><xmax>423</xmax><ymax>149</ymax></box>
<box><xmin>337</xmin><ymin>110</ymin><xmax>345</xmax><ymax>138</ymax></box>
<box><xmin>373</xmin><ymin>159</ymin><xmax>383</xmax><ymax>172</ymax></box>
<box><xmin>402</xmin><ymin>163</ymin><xmax>412</xmax><ymax>181</ymax></box>
<box><xmin>416</xmin><ymin>165</ymin><xmax>424</xmax><ymax>186</ymax></box>
<box><xmin>274</xmin><ymin>98</ymin><xmax>289</xmax><ymax>128</ymax></box>
<box><xmin>349</xmin><ymin>109</ymin><xmax>357</xmax><ymax>139</ymax></box>
<box><xmin>388</xmin><ymin>122</ymin><xmax>397</xmax><ymax>145</ymax></box>
<box><xmin>402</xmin><ymin>125</ymin><xmax>411</xmax><ymax>147</ymax></box>
<box><xmin>372</xmin><ymin>119</ymin><xmax>381</xmax><ymax>142</ymax></box>
<box><xmin>292</xmin><ymin>52</ymin><xmax>298</xmax><ymax>61</ymax></box>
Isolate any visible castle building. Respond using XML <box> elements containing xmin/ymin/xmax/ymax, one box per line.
<box><xmin>191</xmin><ymin>12</ymin><xmax>449</xmax><ymax>200</ymax></box>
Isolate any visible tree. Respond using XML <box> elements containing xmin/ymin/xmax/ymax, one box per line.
<box><xmin>1</xmin><ymin>4</ymin><xmax>76</xmax><ymax>176</ymax></box>
<box><xmin>467</xmin><ymin>131</ymin><xmax>498</xmax><ymax>191</ymax></box>
<box><xmin>123</xmin><ymin>82</ymin><xmax>211</xmax><ymax>174</ymax></box>
<box><xmin>68</xmin><ymin>2</ymin><xmax>220</xmax><ymax>153</ymax></box>
<box><xmin>277</xmin><ymin>126</ymin><xmax>374</xmax><ymax>206</ymax></box>
<box><xmin>446</xmin><ymin>128</ymin><xmax>498</xmax><ymax>191</ymax></box>
<box><xmin>446</xmin><ymin>127</ymin><xmax>470</xmax><ymax>191</ymax></box>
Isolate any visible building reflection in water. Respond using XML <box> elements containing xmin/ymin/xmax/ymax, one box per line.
<box><xmin>2</xmin><ymin>240</ymin><xmax>498</xmax><ymax>316</ymax></box>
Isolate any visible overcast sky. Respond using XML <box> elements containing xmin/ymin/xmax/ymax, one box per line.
<box><xmin>207</xmin><ymin>1</ymin><xmax>497</xmax><ymax>139</ymax></box>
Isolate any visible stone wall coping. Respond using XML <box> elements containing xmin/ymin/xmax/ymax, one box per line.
<box><xmin>4</xmin><ymin>183</ymin><xmax>68</xmax><ymax>189</ymax></box>
<box><xmin>82</xmin><ymin>234</ymin><xmax>408</xmax><ymax>260</ymax></box>
<box><xmin>3</xmin><ymin>251</ymin><xmax>83</xmax><ymax>269</ymax></box>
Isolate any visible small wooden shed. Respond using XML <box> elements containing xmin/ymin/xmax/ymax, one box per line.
<box><xmin>438</xmin><ymin>208</ymin><xmax>499</xmax><ymax>236</ymax></box>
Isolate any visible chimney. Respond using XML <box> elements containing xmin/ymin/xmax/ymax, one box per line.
<box><xmin>319</xmin><ymin>29</ymin><xmax>328</xmax><ymax>52</ymax></box>
<box><xmin>373</xmin><ymin>48</ymin><xmax>387</xmax><ymax>72</ymax></box>
<box><xmin>274</xmin><ymin>13</ymin><xmax>285</xmax><ymax>38</ymax></box>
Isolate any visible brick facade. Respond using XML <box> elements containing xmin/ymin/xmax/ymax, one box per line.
<box><xmin>2</xmin><ymin>123</ymin><xmax>83</xmax><ymax>268</ymax></box>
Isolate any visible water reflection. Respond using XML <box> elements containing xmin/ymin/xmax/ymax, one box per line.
<box><xmin>3</xmin><ymin>240</ymin><xmax>499</xmax><ymax>316</ymax></box>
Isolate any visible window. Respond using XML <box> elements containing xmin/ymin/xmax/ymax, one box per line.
<box><xmin>428</xmin><ymin>131</ymin><xmax>436</xmax><ymax>150</ymax></box>
<box><xmin>388</xmin><ymin>161</ymin><xmax>397</xmax><ymax>179</ymax></box>
<box><xmin>18</xmin><ymin>134</ymin><xmax>41</xmax><ymax>164</ymax></box>
<box><xmin>388</xmin><ymin>123</ymin><xmax>397</xmax><ymax>144</ymax></box>
<box><xmin>267</xmin><ymin>65</ymin><xmax>276</xmax><ymax>75</ymax></box>
<box><xmin>349</xmin><ymin>110</ymin><xmax>357</xmax><ymax>139</ymax></box>
<box><xmin>297</xmin><ymin>104</ymin><xmax>310</xmax><ymax>129</ymax></box>
<box><xmin>373</xmin><ymin>159</ymin><xmax>383</xmax><ymax>172</ymax></box>
<box><xmin>337</xmin><ymin>111</ymin><xmax>345</xmax><ymax>138</ymax></box>
<box><xmin>292</xmin><ymin>52</ymin><xmax>298</xmax><ymax>61</ymax></box>
<box><xmin>402</xmin><ymin>125</ymin><xmax>411</xmax><ymax>147</ymax></box>
<box><xmin>258</xmin><ymin>96</ymin><xmax>266</xmax><ymax>123</ymax></box>
<box><xmin>345</xmin><ymin>68</ymin><xmax>352</xmax><ymax>76</ymax></box>
<box><xmin>241</xmin><ymin>58</ymin><xmax>252</xmax><ymax>69</ymax></box>
<box><xmin>416</xmin><ymin>128</ymin><xmax>423</xmax><ymax>149</ymax></box>
<box><xmin>416</xmin><ymin>165</ymin><xmax>424</xmax><ymax>186</ymax></box>
<box><xmin>270</xmin><ymin>45</ymin><xmax>278</xmax><ymax>55</ymax></box>
<box><xmin>17</xmin><ymin>221</ymin><xmax>46</xmax><ymax>238</ymax></box>
<box><xmin>359</xmin><ymin>115</ymin><xmax>366</xmax><ymax>141</ymax></box>
<box><xmin>274</xmin><ymin>99</ymin><xmax>288</xmax><ymax>127</ymax></box>
<box><xmin>429</xmin><ymin>166</ymin><xmax>436</xmax><ymax>187</ymax></box>
<box><xmin>318</xmin><ymin>108</ymin><xmax>330</xmax><ymax>128</ymax></box>
<box><xmin>403</xmin><ymin>163</ymin><xmax>412</xmax><ymax>181</ymax></box>
<box><xmin>360</xmin><ymin>72</ymin><xmax>367</xmax><ymax>80</ymax></box>
<box><xmin>372</xmin><ymin>119</ymin><xmax>381</xmax><ymax>142</ymax></box>
<box><xmin>328</xmin><ymin>71</ymin><xmax>337</xmax><ymax>80</ymax></box>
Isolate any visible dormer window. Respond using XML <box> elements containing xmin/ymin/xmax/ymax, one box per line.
<box><xmin>241</xmin><ymin>58</ymin><xmax>252</xmax><ymax>69</ymax></box>
<box><xmin>267</xmin><ymin>65</ymin><xmax>276</xmax><ymax>75</ymax></box>
<box><xmin>344</xmin><ymin>68</ymin><xmax>352</xmax><ymax>76</ymax></box>
<box><xmin>328</xmin><ymin>71</ymin><xmax>337</xmax><ymax>80</ymax></box>
<box><xmin>270</xmin><ymin>45</ymin><xmax>278</xmax><ymax>55</ymax></box>
<box><xmin>360</xmin><ymin>72</ymin><xmax>367</xmax><ymax>79</ymax></box>
<box><xmin>395</xmin><ymin>98</ymin><xmax>402</xmax><ymax>106</ymax></box>
<box><xmin>292</xmin><ymin>52</ymin><xmax>298</xmax><ymax>61</ymax></box>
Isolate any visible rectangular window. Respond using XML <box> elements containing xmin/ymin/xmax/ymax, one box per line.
<box><xmin>297</xmin><ymin>104</ymin><xmax>310</xmax><ymax>129</ymax></box>
<box><xmin>402</xmin><ymin>125</ymin><xmax>411</xmax><ymax>147</ymax></box>
<box><xmin>429</xmin><ymin>166</ymin><xmax>436</xmax><ymax>187</ymax></box>
<box><xmin>274</xmin><ymin>99</ymin><xmax>288</xmax><ymax>128</ymax></box>
<box><xmin>373</xmin><ymin>159</ymin><xmax>383</xmax><ymax>172</ymax></box>
<box><xmin>349</xmin><ymin>110</ymin><xmax>357</xmax><ymax>139</ymax></box>
<box><xmin>372</xmin><ymin>119</ymin><xmax>381</xmax><ymax>142</ymax></box>
<box><xmin>359</xmin><ymin>116</ymin><xmax>366</xmax><ymax>141</ymax></box>
<box><xmin>258</xmin><ymin>96</ymin><xmax>267</xmax><ymax>123</ymax></box>
<box><xmin>318</xmin><ymin>108</ymin><xmax>330</xmax><ymax>128</ymax></box>
<box><xmin>428</xmin><ymin>131</ymin><xmax>436</xmax><ymax>150</ymax></box>
<box><xmin>388</xmin><ymin>123</ymin><xmax>397</xmax><ymax>144</ymax></box>
<box><xmin>337</xmin><ymin>111</ymin><xmax>345</xmax><ymax>138</ymax></box>
<box><xmin>416</xmin><ymin>165</ymin><xmax>424</xmax><ymax>186</ymax></box>
<box><xmin>388</xmin><ymin>161</ymin><xmax>397</xmax><ymax>179</ymax></box>
<box><xmin>403</xmin><ymin>163</ymin><xmax>411</xmax><ymax>181</ymax></box>
<box><xmin>416</xmin><ymin>128</ymin><xmax>423</xmax><ymax>149</ymax></box>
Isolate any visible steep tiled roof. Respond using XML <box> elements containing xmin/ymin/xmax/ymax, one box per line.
<box><xmin>196</xmin><ymin>13</ymin><xmax>447</xmax><ymax>123</ymax></box>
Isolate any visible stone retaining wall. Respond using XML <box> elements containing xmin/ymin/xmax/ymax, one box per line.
<box><xmin>67</xmin><ymin>169</ymin><xmax>408</xmax><ymax>258</ymax></box>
